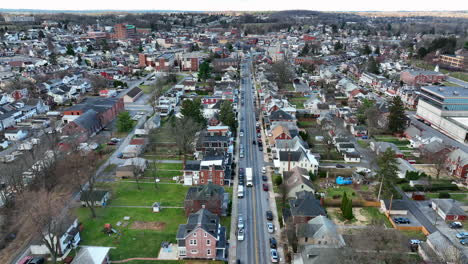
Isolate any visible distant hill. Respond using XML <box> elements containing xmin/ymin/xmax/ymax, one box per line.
<box><xmin>345</xmin><ymin>11</ymin><xmax>468</xmax><ymax>18</ymax></box>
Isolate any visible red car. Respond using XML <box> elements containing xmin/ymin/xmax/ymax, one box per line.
<box><xmin>263</xmin><ymin>183</ymin><xmax>269</xmax><ymax>191</ymax></box>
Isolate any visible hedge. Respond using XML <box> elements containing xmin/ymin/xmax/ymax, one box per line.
<box><xmin>401</xmin><ymin>183</ymin><xmax>459</xmax><ymax>192</ymax></box>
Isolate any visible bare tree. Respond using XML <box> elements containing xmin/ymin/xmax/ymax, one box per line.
<box><xmin>422</xmin><ymin>147</ymin><xmax>451</xmax><ymax>180</ymax></box>
<box><xmin>270</xmin><ymin>61</ymin><xmax>294</xmax><ymax>90</ymax></box>
<box><xmin>131</xmin><ymin>158</ymin><xmax>145</xmax><ymax>190</ymax></box>
<box><xmin>171</xmin><ymin>116</ymin><xmax>201</xmax><ymax>167</ymax></box>
<box><xmin>19</xmin><ymin>189</ymin><xmax>74</xmax><ymax>264</ymax></box>
<box><xmin>88</xmin><ymin>75</ymin><xmax>108</xmax><ymax>95</ymax></box>
<box><xmin>3</xmin><ymin>78</ymin><xmax>39</xmax><ymax>97</ymax></box>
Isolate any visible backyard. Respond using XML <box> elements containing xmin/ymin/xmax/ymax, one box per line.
<box><xmin>77</xmin><ymin>207</ymin><xmax>186</xmax><ymax>261</ymax></box>
<box><xmin>288</xmin><ymin>97</ymin><xmax>308</xmax><ymax>109</ymax></box>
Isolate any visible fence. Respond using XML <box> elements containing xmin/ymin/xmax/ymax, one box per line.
<box><xmin>384</xmin><ymin>211</ymin><xmax>430</xmax><ymax>236</ymax></box>
<box><xmin>323</xmin><ymin>199</ymin><xmax>380</xmax><ymax>207</ymax></box>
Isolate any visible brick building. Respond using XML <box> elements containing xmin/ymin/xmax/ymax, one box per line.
<box><xmin>176</xmin><ymin>209</ymin><xmax>227</xmax><ymax>260</ymax></box>
<box><xmin>400</xmin><ymin>70</ymin><xmax>446</xmax><ymax>86</ymax></box>
<box><xmin>113</xmin><ymin>24</ymin><xmax>136</xmax><ymax>39</ymax></box>
<box><xmin>446</xmin><ymin>149</ymin><xmax>468</xmax><ymax>183</ymax></box>
<box><xmin>184</xmin><ymin>184</ymin><xmax>225</xmax><ymax>216</ymax></box>
<box><xmin>212</xmin><ymin>58</ymin><xmax>238</xmax><ymax>72</ymax></box>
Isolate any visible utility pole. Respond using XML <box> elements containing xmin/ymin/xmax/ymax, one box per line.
<box><xmin>377</xmin><ymin>174</ymin><xmax>384</xmax><ymax>201</ymax></box>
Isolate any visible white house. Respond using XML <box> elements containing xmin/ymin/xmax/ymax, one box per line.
<box><xmin>5</xmin><ymin>129</ymin><xmax>28</xmax><ymax>141</ymax></box>
<box><xmin>71</xmin><ymin>246</ymin><xmax>111</xmax><ymax>264</ymax></box>
<box><xmin>274</xmin><ymin>147</ymin><xmax>319</xmax><ymax>175</ymax></box>
<box><xmin>30</xmin><ymin>218</ymin><xmax>81</xmax><ymax>257</ymax></box>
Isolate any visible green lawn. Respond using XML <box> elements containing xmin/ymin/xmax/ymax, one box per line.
<box><xmin>156</xmin><ymin>163</ymin><xmax>183</xmax><ymax>170</ymax></box>
<box><xmin>145</xmin><ymin>169</ymin><xmax>182</xmax><ymax>178</ymax></box>
<box><xmin>357</xmin><ymin>140</ymin><xmax>369</xmax><ymax>148</ymax></box>
<box><xmin>373</xmin><ymin>135</ymin><xmax>410</xmax><ymax>145</ymax></box>
<box><xmin>77</xmin><ymin>207</ymin><xmax>186</xmax><ymax>261</ymax></box>
<box><xmin>425</xmin><ymin>192</ymin><xmax>468</xmax><ymax>203</ymax></box>
<box><xmin>400</xmin><ymin>230</ymin><xmax>427</xmax><ymax>241</ymax></box>
<box><xmin>442</xmin><ymin>81</ymin><xmax>461</xmax><ymax>87</ymax></box>
<box><xmin>325</xmin><ymin>186</ymin><xmax>359</xmax><ymax>199</ymax></box>
<box><xmin>297</xmin><ymin>121</ymin><xmax>315</xmax><ymax>128</ymax></box>
<box><xmin>140</xmin><ymin>85</ymin><xmax>153</xmax><ymax>94</ymax></box>
<box><xmin>289</xmin><ymin>97</ymin><xmax>308</xmax><ymax>109</ymax></box>
<box><xmin>360</xmin><ymin>207</ymin><xmax>392</xmax><ymax>227</ymax></box>
<box><xmin>105</xmin><ymin>181</ymin><xmax>188</xmax><ymax>207</ymax></box>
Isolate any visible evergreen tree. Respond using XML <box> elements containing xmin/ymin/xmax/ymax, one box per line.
<box><xmin>377</xmin><ymin>148</ymin><xmax>399</xmax><ymax>199</ymax></box>
<box><xmin>116</xmin><ymin>111</ymin><xmax>134</xmax><ymax>132</ymax></box>
<box><xmin>388</xmin><ymin>96</ymin><xmax>406</xmax><ymax>133</ymax></box>
<box><xmin>363</xmin><ymin>44</ymin><xmax>372</xmax><ymax>55</ymax></box>
<box><xmin>344</xmin><ymin>196</ymin><xmax>353</xmax><ymax>220</ymax></box>
<box><xmin>300</xmin><ymin>43</ymin><xmax>310</xmax><ymax>56</ymax></box>
<box><xmin>66</xmin><ymin>44</ymin><xmax>75</xmax><ymax>56</ymax></box>
<box><xmin>334</xmin><ymin>41</ymin><xmax>343</xmax><ymax>51</ymax></box>
<box><xmin>180</xmin><ymin>99</ymin><xmax>206</xmax><ymax>127</ymax></box>
<box><xmin>77</xmin><ymin>54</ymin><xmax>82</xmax><ymax>65</ymax></box>
<box><xmin>341</xmin><ymin>192</ymin><xmax>348</xmax><ymax>215</ymax></box>
<box><xmin>417</xmin><ymin>47</ymin><xmax>428</xmax><ymax>59</ymax></box>
<box><xmin>198</xmin><ymin>61</ymin><xmax>211</xmax><ymax>81</ymax></box>
<box><xmin>367</xmin><ymin>57</ymin><xmax>380</xmax><ymax>74</ymax></box>
<box><xmin>219</xmin><ymin>101</ymin><xmax>236</xmax><ymax>132</ymax></box>
<box><xmin>375</xmin><ymin>46</ymin><xmax>381</xmax><ymax>55</ymax></box>
<box><xmin>49</xmin><ymin>53</ymin><xmax>57</xmax><ymax>65</ymax></box>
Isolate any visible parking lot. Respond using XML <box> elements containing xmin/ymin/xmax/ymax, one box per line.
<box><xmin>391</xmin><ymin>212</ymin><xmax>422</xmax><ymax>228</ymax></box>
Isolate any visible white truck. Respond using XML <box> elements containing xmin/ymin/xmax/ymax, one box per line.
<box><xmin>238</xmin><ymin>185</ymin><xmax>244</xmax><ymax>198</ymax></box>
<box><xmin>246</xmin><ymin>168</ymin><xmax>253</xmax><ymax>187</ymax></box>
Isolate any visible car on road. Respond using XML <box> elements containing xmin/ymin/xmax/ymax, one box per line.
<box><xmin>270</xmin><ymin>249</ymin><xmax>279</xmax><ymax>263</ymax></box>
<box><xmin>266</xmin><ymin>210</ymin><xmax>273</xmax><ymax>221</ymax></box>
<box><xmin>267</xmin><ymin>223</ymin><xmax>274</xmax><ymax>233</ymax></box>
<box><xmin>336</xmin><ymin>164</ymin><xmax>345</xmax><ymax>168</ymax></box>
<box><xmin>456</xmin><ymin>232</ymin><xmax>468</xmax><ymax>239</ymax></box>
<box><xmin>262</xmin><ymin>175</ymin><xmax>268</xmax><ymax>181</ymax></box>
<box><xmin>450</xmin><ymin>222</ymin><xmax>463</xmax><ymax>229</ymax></box>
<box><xmin>238</xmin><ymin>216</ymin><xmax>244</xmax><ymax>229</ymax></box>
<box><xmin>263</xmin><ymin>183</ymin><xmax>269</xmax><ymax>191</ymax></box>
<box><xmin>240</xmin><ymin>149</ymin><xmax>244</xmax><ymax>158</ymax></box>
<box><xmin>257</xmin><ymin>133</ymin><xmax>261</xmax><ymax>138</ymax></box>
<box><xmin>259</xmin><ymin>146</ymin><xmax>263</xmax><ymax>151</ymax></box>
<box><xmin>262</xmin><ymin>167</ymin><xmax>266</xmax><ymax>174</ymax></box>
<box><xmin>460</xmin><ymin>238</ymin><xmax>468</xmax><ymax>245</ymax></box>
<box><xmin>240</xmin><ymin>130</ymin><xmax>244</xmax><ymax>137</ymax></box>
<box><xmin>269</xmin><ymin>237</ymin><xmax>277</xmax><ymax>248</ymax></box>
<box><xmin>253</xmin><ymin>140</ymin><xmax>256</xmax><ymax>145</ymax></box>
<box><xmin>394</xmin><ymin>217</ymin><xmax>411</xmax><ymax>224</ymax></box>
<box><xmin>238</xmin><ymin>228</ymin><xmax>245</xmax><ymax>241</ymax></box>
<box><xmin>117</xmin><ymin>152</ymin><xmax>123</xmax><ymax>158</ymax></box>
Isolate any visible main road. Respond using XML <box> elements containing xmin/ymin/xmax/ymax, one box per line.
<box><xmin>235</xmin><ymin>58</ymin><xmax>275</xmax><ymax>263</ymax></box>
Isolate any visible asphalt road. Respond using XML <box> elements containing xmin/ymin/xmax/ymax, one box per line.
<box><xmin>447</xmin><ymin>76</ymin><xmax>468</xmax><ymax>88</ymax></box>
<box><xmin>236</xmin><ymin>59</ymin><xmax>274</xmax><ymax>264</ymax></box>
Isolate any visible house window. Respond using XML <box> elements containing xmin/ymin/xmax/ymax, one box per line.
<box><xmin>191</xmin><ymin>249</ymin><xmax>198</xmax><ymax>254</ymax></box>
<box><xmin>193</xmin><ymin>233</ymin><xmax>197</xmax><ymax>237</ymax></box>
<box><xmin>207</xmin><ymin>249</ymin><xmax>211</xmax><ymax>255</ymax></box>
<box><xmin>179</xmin><ymin>248</ymin><xmax>186</xmax><ymax>256</ymax></box>
<box><xmin>204</xmin><ymin>232</ymin><xmax>207</xmax><ymax>237</ymax></box>
<box><xmin>207</xmin><ymin>239</ymin><xmax>211</xmax><ymax>245</ymax></box>
<box><xmin>190</xmin><ymin>239</ymin><xmax>197</xmax><ymax>245</ymax></box>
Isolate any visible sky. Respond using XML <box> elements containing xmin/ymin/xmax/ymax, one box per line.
<box><xmin>2</xmin><ymin>0</ymin><xmax>468</xmax><ymax>12</ymax></box>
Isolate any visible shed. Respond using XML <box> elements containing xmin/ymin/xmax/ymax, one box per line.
<box><xmin>431</xmin><ymin>199</ymin><xmax>467</xmax><ymax>221</ymax></box>
<box><xmin>152</xmin><ymin>202</ymin><xmax>161</xmax><ymax>213</ymax></box>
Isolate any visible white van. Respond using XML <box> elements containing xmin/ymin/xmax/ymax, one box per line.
<box><xmin>238</xmin><ymin>185</ymin><xmax>244</xmax><ymax>198</ymax></box>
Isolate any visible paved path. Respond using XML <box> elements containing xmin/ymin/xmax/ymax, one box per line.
<box><xmin>447</xmin><ymin>76</ymin><xmax>468</xmax><ymax>87</ymax></box>
<box><xmin>146</xmin><ymin>159</ymin><xmax>183</xmax><ymax>164</ymax></box>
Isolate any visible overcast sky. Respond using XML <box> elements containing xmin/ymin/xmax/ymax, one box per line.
<box><xmin>2</xmin><ymin>0</ymin><xmax>467</xmax><ymax>12</ymax></box>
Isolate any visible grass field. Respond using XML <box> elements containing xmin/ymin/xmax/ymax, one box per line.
<box><xmin>297</xmin><ymin>121</ymin><xmax>315</xmax><ymax>128</ymax></box>
<box><xmin>373</xmin><ymin>135</ymin><xmax>410</xmax><ymax>146</ymax></box>
<box><xmin>357</xmin><ymin>140</ymin><xmax>369</xmax><ymax>148</ymax></box>
<box><xmin>289</xmin><ymin>97</ymin><xmax>308</xmax><ymax>109</ymax></box>
<box><xmin>156</xmin><ymin>163</ymin><xmax>183</xmax><ymax>170</ymax></box>
<box><xmin>325</xmin><ymin>186</ymin><xmax>360</xmax><ymax>199</ymax></box>
<box><xmin>425</xmin><ymin>192</ymin><xmax>468</xmax><ymax>203</ymax></box>
<box><xmin>102</xmin><ymin>181</ymin><xmax>189</xmax><ymax>207</ymax></box>
<box><xmin>360</xmin><ymin>207</ymin><xmax>392</xmax><ymax>227</ymax></box>
<box><xmin>77</xmin><ymin>207</ymin><xmax>186</xmax><ymax>261</ymax></box>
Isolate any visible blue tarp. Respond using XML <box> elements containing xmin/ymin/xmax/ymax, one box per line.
<box><xmin>336</xmin><ymin>176</ymin><xmax>353</xmax><ymax>185</ymax></box>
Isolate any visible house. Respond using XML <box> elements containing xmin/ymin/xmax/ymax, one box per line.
<box><xmin>286</xmin><ymin>191</ymin><xmax>326</xmax><ymax>224</ymax></box>
<box><xmin>295</xmin><ymin>215</ymin><xmax>345</xmax><ymax>246</ymax></box>
<box><xmin>431</xmin><ymin>199</ymin><xmax>467</xmax><ymax>221</ymax></box>
<box><xmin>196</xmin><ymin>125</ymin><xmax>232</xmax><ymax>154</ymax></box>
<box><xmin>30</xmin><ymin>218</ymin><xmax>81</xmax><ymax>257</ymax></box>
<box><xmin>199</xmin><ymin>156</ymin><xmax>231</xmax><ymax>186</ymax></box>
<box><xmin>275</xmin><ymin>147</ymin><xmax>319</xmax><ymax>174</ymax></box>
<box><xmin>176</xmin><ymin>209</ymin><xmax>227</xmax><ymax>260</ymax></box>
<box><xmin>183</xmin><ymin>160</ymin><xmax>201</xmax><ymax>186</ymax></box>
<box><xmin>293</xmin><ymin>246</ymin><xmax>344</xmax><ymax>264</ymax></box>
<box><xmin>445</xmin><ymin>149</ymin><xmax>468</xmax><ymax>182</ymax></box>
<box><xmin>80</xmin><ymin>190</ymin><xmax>110</xmax><ymax>207</ymax></box>
<box><xmin>184</xmin><ymin>184</ymin><xmax>225</xmax><ymax>216</ymax></box>
<box><xmin>268</xmin><ymin>109</ymin><xmax>295</xmax><ymax>123</ymax></box>
<box><xmin>4</xmin><ymin>129</ymin><xmax>28</xmax><ymax>141</ymax></box>
<box><xmin>369</xmin><ymin>141</ymin><xmax>404</xmax><ymax>157</ymax></box>
<box><xmin>426</xmin><ymin>231</ymin><xmax>467</xmax><ymax>264</ymax></box>
<box><xmin>336</xmin><ymin>142</ymin><xmax>355</xmax><ymax>153</ymax></box>
<box><xmin>123</xmin><ymin>87</ymin><xmax>143</xmax><ymax>103</ymax></box>
<box><xmin>121</xmin><ymin>144</ymin><xmax>143</xmax><ymax>158</ymax></box>
<box><xmin>283</xmin><ymin>167</ymin><xmax>315</xmax><ymax>198</ymax></box>
<box><xmin>380</xmin><ymin>199</ymin><xmax>408</xmax><ymax>215</ymax></box>
<box><xmin>396</xmin><ymin>158</ymin><xmax>418</xmax><ymax>179</ymax></box>
<box><xmin>62</xmin><ymin>109</ymin><xmax>102</xmax><ymax>138</ymax></box>
<box><xmin>268</xmin><ymin>125</ymin><xmax>292</xmax><ymax>146</ymax></box>
<box><xmin>344</xmin><ymin>152</ymin><xmax>361</xmax><ymax>163</ymax></box>
<box><xmin>71</xmin><ymin>246</ymin><xmax>111</xmax><ymax>264</ymax></box>
<box><xmin>115</xmin><ymin>158</ymin><xmax>147</xmax><ymax>179</ymax></box>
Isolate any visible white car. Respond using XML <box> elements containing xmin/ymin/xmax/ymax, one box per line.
<box><xmin>240</xmin><ymin>131</ymin><xmax>244</xmax><ymax>137</ymax></box>
<box><xmin>270</xmin><ymin>249</ymin><xmax>278</xmax><ymax>263</ymax></box>
<box><xmin>262</xmin><ymin>167</ymin><xmax>266</xmax><ymax>174</ymax></box>
<box><xmin>267</xmin><ymin>223</ymin><xmax>274</xmax><ymax>233</ymax></box>
<box><xmin>238</xmin><ymin>228</ymin><xmax>245</xmax><ymax>241</ymax></box>
<box><xmin>238</xmin><ymin>216</ymin><xmax>244</xmax><ymax>229</ymax></box>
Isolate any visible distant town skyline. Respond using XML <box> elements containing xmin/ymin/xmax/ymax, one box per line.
<box><xmin>2</xmin><ymin>0</ymin><xmax>467</xmax><ymax>12</ymax></box>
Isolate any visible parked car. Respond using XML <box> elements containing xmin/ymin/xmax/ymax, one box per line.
<box><xmin>460</xmin><ymin>238</ymin><xmax>468</xmax><ymax>245</ymax></box>
<box><xmin>266</xmin><ymin>210</ymin><xmax>273</xmax><ymax>221</ymax></box>
<box><xmin>28</xmin><ymin>257</ymin><xmax>45</xmax><ymax>264</ymax></box>
<box><xmin>269</xmin><ymin>237</ymin><xmax>277</xmax><ymax>248</ymax></box>
<box><xmin>394</xmin><ymin>217</ymin><xmax>411</xmax><ymax>224</ymax></box>
<box><xmin>262</xmin><ymin>167</ymin><xmax>266</xmax><ymax>174</ymax></box>
<box><xmin>257</xmin><ymin>133</ymin><xmax>261</xmax><ymax>138</ymax></box>
<box><xmin>117</xmin><ymin>152</ymin><xmax>123</xmax><ymax>158</ymax></box>
<box><xmin>259</xmin><ymin>146</ymin><xmax>263</xmax><ymax>151</ymax></box>
<box><xmin>270</xmin><ymin>249</ymin><xmax>279</xmax><ymax>263</ymax></box>
<box><xmin>262</xmin><ymin>175</ymin><xmax>267</xmax><ymax>182</ymax></box>
<box><xmin>239</xmin><ymin>168</ymin><xmax>244</xmax><ymax>174</ymax></box>
<box><xmin>267</xmin><ymin>223</ymin><xmax>274</xmax><ymax>233</ymax></box>
<box><xmin>253</xmin><ymin>140</ymin><xmax>256</xmax><ymax>145</ymax></box>
<box><xmin>263</xmin><ymin>183</ymin><xmax>269</xmax><ymax>191</ymax></box>
<box><xmin>456</xmin><ymin>232</ymin><xmax>468</xmax><ymax>239</ymax></box>
<box><xmin>107</xmin><ymin>141</ymin><xmax>117</xmax><ymax>145</ymax></box>
<box><xmin>450</xmin><ymin>222</ymin><xmax>463</xmax><ymax>229</ymax></box>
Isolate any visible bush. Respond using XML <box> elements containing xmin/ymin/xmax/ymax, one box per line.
<box><xmin>421</xmin><ymin>184</ymin><xmax>459</xmax><ymax>192</ymax></box>
<box><xmin>401</xmin><ymin>183</ymin><xmax>415</xmax><ymax>192</ymax></box>
<box><xmin>396</xmin><ymin>178</ymin><xmax>409</xmax><ymax>184</ymax></box>
<box><xmin>319</xmin><ymin>171</ymin><xmax>327</xmax><ymax>178</ymax></box>
<box><xmin>273</xmin><ymin>175</ymin><xmax>283</xmax><ymax>186</ymax></box>
<box><xmin>438</xmin><ymin>192</ymin><xmax>451</xmax><ymax>198</ymax></box>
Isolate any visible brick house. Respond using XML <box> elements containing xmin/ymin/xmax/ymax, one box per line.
<box><xmin>445</xmin><ymin>149</ymin><xmax>468</xmax><ymax>183</ymax></box>
<box><xmin>285</xmin><ymin>191</ymin><xmax>326</xmax><ymax>224</ymax></box>
<box><xmin>199</xmin><ymin>159</ymin><xmax>227</xmax><ymax>186</ymax></box>
<box><xmin>176</xmin><ymin>209</ymin><xmax>227</xmax><ymax>260</ymax></box>
<box><xmin>184</xmin><ymin>184</ymin><xmax>225</xmax><ymax>216</ymax></box>
<box><xmin>196</xmin><ymin>125</ymin><xmax>232</xmax><ymax>154</ymax></box>
<box><xmin>431</xmin><ymin>199</ymin><xmax>467</xmax><ymax>221</ymax></box>
<box><xmin>268</xmin><ymin>125</ymin><xmax>292</xmax><ymax>146</ymax></box>
<box><xmin>212</xmin><ymin>58</ymin><xmax>238</xmax><ymax>72</ymax></box>
<box><xmin>400</xmin><ymin>70</ymin><xmax>446</xmax><ymax>86</ymax></box>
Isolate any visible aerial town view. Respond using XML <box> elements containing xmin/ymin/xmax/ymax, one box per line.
<box><xmin>0</xmin><ymin>1</ymin><xmax>467</xmax><ymax>264</ymax></box>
